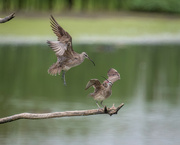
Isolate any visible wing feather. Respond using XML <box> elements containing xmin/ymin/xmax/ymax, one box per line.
<box><xmin>47</xmin><ymin>40</ymin><xmax>67</xmax><ymax>56</ymax></box>
<box><xmin>48</xmin><ymin>15</ymin><xmax>74</xmax><ymax>57</ymax></box>
<box><xmin>107</xmin><ymin>68</ymin><xmax>120</xmax><ymax>84</ymax></box>
<box><xmin>85</xmin><ymin>79</ymin><xmax>102</xmax><ymax>90</ymax></box>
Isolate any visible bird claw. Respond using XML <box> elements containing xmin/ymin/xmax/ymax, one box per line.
<box><xmin>63</xmin><ymin>81</ymin><xmax>67</xmax><ymax>86</ymax></box>
<box><xmin>96</xmin><ymin>101</ymin><xmax>107</xmax><ymax>110</ymax></box>
<box><xmin>104</xmin><ymin>106</ymin><xmax>108</xmax><ymax>113</ymax></box>
<box><xmin>62</xmin><ymin>71</ymin><xmax>67</xmax><ymax>86</ymax></box>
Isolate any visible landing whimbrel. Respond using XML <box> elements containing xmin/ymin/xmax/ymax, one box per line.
<box><xmin>47</xmin><ymin>15</ymin><xmax>95</xmax><ymax>85</ymax></box>
<box><xmin>85</xmin><ymin>68</ymin><xmax>120</xmax><ymax>108</ymax></box>
<box><xmin>0</xmin><ymin>12</ymin><xmax>15</xmax><ymax>23</ymax></box>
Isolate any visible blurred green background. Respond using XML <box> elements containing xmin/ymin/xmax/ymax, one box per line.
<box><xmin>1</xmin><ymin>0</ymin><xmax>180</xmax><ymax>13</ymax></box>
<box><xmin>0</xmin><ymin>1</ymin><xmax>180</xmax><ymax>145</ymax></box>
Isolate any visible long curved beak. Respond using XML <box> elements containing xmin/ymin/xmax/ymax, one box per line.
<box><xmin>87</xmin><ymin>56</ymin><xmax>95</xmax><ymax>66</ymax></box>
<box><xmin>101</xmin><ymin>76</ymin><xmax>113</xmax><ymax>86</ymax></box>
<box><xmin>101</xmin><ymin>76</ymin><xmax>109</xmax><ymax>82</ymax></box>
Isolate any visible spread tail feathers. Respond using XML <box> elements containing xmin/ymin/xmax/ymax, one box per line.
<box><xmin>48</xmin><ymin>63</ymin><xmax>62</xmax><ymax>76</ymax></box>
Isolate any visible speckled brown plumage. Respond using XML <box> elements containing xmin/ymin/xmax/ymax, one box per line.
<box><xmin>85</xmin><ymin>68</ymin><xmax>120</xmax><ymax>108</ymax></box>
<box><xmin>47</xmin><ymin>15</ymin><xmax>95</xmax><ymax>85</ymax></box>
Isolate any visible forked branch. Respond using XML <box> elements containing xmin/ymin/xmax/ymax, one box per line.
<box><xmin>0</xmin><ymin>103</ymin><xmax>124</xmax><ymax>124</ymax></box>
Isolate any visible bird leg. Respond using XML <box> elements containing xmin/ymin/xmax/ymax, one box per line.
<box><xmin>62</xmin><ymin>71</ymin><xmax>67</xmax><ymax>86</ymax></box>
<box><xmin>95</xmin><ymin>101</ymin><xmax>101</xmax><ymax>109</ymax></box>
<box><xmin>100</xmin><ymin>101</ymin><xmax>105</xmax><ymax>107</ymax></box>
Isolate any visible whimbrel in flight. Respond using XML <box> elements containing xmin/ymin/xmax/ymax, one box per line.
<box><xmin>47</xmin><ymin>15</ymin><xmax>95</xmax><ymax>85</ymax></box>
<box><xmin>85</xmin><ymin>68</ymin><xmax>120</xmax><ymax>108</ymax></box>
<box><xmin>0</xmin><ymin>12</ymin><xmax>15</xmax><ymax>23</ymax></box>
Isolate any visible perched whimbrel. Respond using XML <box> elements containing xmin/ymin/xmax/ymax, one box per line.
<box><xmin>0</xmin><ymin>12</ymin><xmax>15</xmax><ymax>23</ymax></box>
<box><xmin>85</xmin><ymin>68</ymin><xmax>120</xmax><ymax>108</ymax></box>
<box><xmin>47</xmin><ymin>15</ymin><xmax>95</xmax><ymax>85</ymax></box>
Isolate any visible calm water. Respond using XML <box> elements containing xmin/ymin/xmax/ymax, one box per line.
<box><xmin>0</xmin><ymin>44</ymin><xmax>180</xmax><ymax>145</ymax></box>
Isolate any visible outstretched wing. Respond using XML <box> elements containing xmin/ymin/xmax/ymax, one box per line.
<box><xmin>107</xmin><ymin>68</ymin><xmax>120</xmax><ymax>84</ymax></box>
<box><xmin>0</xmin><ymin>12</ymin><xmax>15</xmax><ymax>23</ymax></box>
<box><xmin>47</xmin><ymin>15</ymin><xmax>74</xmax><ymax>57</ymax></box>
<box><xmin>85</xmin><ymin>79</ymin><xmax>102</xmax><ymax>90</ymax></box>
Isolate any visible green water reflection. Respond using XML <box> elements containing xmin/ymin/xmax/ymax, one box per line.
<box><xmin>0</xmin><ymin>44</ymin><xmax>179</xmax><ymax>102</ymax></box>
<box><xmin>0</xmin><ymin>44</ymin><xmax>180</xmax><ymax>145</ymax></box>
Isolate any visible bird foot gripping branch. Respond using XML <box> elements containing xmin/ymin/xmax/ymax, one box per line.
<box><xmin>102</xmin><ymin>103</ymin><xmax>124</xmax><ymax>116</ymax></box>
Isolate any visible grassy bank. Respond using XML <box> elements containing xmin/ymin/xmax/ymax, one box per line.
<box><xmin>1</xmin><ymin>14</ymin><xmax>180</xmax><ymax>38</ymax></box>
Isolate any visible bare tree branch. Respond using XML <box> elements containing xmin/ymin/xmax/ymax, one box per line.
<box><xmin>0</xmin><ymin>103</ymin><xmax>124</xmax><ymax>124</ymax></box>
<box><xmin>0</xmin><ymin>12</ymin><xmax>15</xmax><ymax>23</ymax></box>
